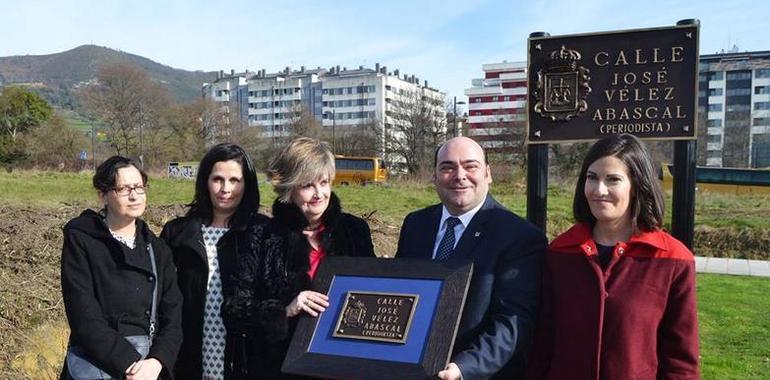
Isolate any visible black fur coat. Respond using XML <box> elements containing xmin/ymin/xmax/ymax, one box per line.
<box><xmin>223</xmin><ymin>192</ymin><xmax>375</xmax><ymax>379</ymax></box>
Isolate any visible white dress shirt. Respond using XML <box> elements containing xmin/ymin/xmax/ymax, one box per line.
<box><xmin>431</xmin><ymin>201</ymin><xmax>484</xmax><ymax>259</ymax></box>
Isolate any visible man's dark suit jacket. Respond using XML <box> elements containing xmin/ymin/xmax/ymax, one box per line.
<box><xmin>396</xmin><ymin>195</ymin><xmax>546</xmax><ymax>380</ymax></box>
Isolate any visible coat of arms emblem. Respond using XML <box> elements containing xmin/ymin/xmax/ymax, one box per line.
<box><xmin>534</xmin><ymin>45</ymin><xmax>591</xmax><ymax>121</ymax></box>
<box><xmin>341</xmin><ymin>299</ymin><xmax>367</xmax><ymax>327</ymax></box>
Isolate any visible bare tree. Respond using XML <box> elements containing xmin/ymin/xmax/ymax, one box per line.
<box><xmin>163</xmin><ymin>98</ymin><xmax>229</xmax><ymax>161</ymax></box>
<box><xmin>332</xmin><ymin>120</ymin><xmax>380</xmax><ymax>157</ymax></box>
<box><xmin>370</xmin><ymin>89</ymin><xmax>447</xmax><ymax>174</ymax></box>
<box><xmin>285</xmin><ymin>103</ymin><xmax>324</xmax><ymax>139</ymax></box>
<box><xmin>77</xmin><ymin>63</ymin><xmax>171</xmax><ymax>162</ymax></box>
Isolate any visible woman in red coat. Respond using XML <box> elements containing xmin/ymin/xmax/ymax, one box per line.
<box><xmin>526</xmin><ymin>134</ymin><xmax>700</xmax><ymax>380</ymax></box>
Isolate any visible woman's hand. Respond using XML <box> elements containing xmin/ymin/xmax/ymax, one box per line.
<box><xmin>286</xmin><ymin>290</ymin><xmax>329</xmax><ymax>317</ymax></box>
<box><xmin>125</xmin><ymin>358</ymin><xmax>163</xmax><ymax>380</ymax></box>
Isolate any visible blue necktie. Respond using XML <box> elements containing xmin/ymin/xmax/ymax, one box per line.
<box><xmin>435</xmin><ymin>217</ymin><xmax>461</xmax><ymax>260</ymax></box>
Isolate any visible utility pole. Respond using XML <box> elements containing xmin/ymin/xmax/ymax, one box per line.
<box><xmin>91</xmin><ymin>124</ymin><xmax>96</xmax><ymax>171</ymax></box>
<box><xmin>138</xmin><ymin>102</ymin><xmax>145</xmax><ymax>169</ymax></box>
<box><xmin>453</xmin><ymin>96</ymin><xmax>466</xmax><ymax>137</ymax></box>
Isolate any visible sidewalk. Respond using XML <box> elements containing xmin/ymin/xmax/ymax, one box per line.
<box><xmin>695</xmin><ymin>256</ymin><xmax>770</xmax><ymax>277</ymax></box>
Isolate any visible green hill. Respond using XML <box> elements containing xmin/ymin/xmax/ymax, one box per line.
<box><xmin>0</xmin><ymin>45</ymin><xmax>216</xmax><ymax>107</ymax></box>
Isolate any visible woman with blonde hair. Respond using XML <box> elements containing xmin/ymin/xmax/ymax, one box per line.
<box><xmin>225</xmin><ymin>137</ymin><xmax>375</xmax><ymax>379</ymax></box>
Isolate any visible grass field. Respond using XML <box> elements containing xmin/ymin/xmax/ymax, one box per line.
<box><xmin>2</xmin><ymin>169</ymin><xmax>769</xmax><ymax>234</ymax></box>
<box><xmin>698</xmin><ymin>274</ymin><xmax>770</xmax><ymax>379</ymax></box>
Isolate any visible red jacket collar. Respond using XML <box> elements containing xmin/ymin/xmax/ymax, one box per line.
<box><xmin>550</xmin><ymin>223</ymin><xmax>669</xmax><ymax>256</ymax></box>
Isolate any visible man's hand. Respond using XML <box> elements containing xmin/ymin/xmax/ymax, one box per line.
<box><xmin>437</xmin><ymin>362</ymin><xmax>462</xmax><ymax>380</ymax></box>
<box><xmin>125</xmin><ymin>358</ymin><xmax>163</xmax><ymax>380</ymax></box>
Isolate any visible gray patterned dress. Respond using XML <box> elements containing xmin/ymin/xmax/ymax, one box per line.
<box><xmin>201</xmin><ymin>225</ymin><xmax>228</xmax><ymax>379</ymax></box>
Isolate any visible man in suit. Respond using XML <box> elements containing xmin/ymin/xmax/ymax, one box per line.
<box><xmin>396</xmin><ymin>137</ymin><xmax>546</xmax><ymax>380</ymax></box>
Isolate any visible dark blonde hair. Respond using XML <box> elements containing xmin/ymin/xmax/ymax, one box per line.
<box><xmin>573</xmin><ymin>134</ymin><xmax>664</xmax><ymax>232</ymax></box>
<box><xmin>267</xmin><ymin>137</ymin><xmax>335</xmax><ymax>203</ymax></box>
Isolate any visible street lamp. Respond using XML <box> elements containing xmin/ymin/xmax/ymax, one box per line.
<box><xmin>453</xmin><ymin>96</ymin><xmax>466</xmax><ymax>137</ymax></box>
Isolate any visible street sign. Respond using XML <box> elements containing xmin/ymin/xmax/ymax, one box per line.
<box><xmin>527</xmin><ymin>24</ymin><xmax>699</xmax><ymax>143</ymax></box>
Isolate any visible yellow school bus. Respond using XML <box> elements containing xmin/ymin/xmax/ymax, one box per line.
<box><xmin>660</xmin><ymin>163</ymin><xmax>770</xmax><ymax>195</ymax></box>
<box><xmin>333</xmin><ymin>156</ymin><xmax>388</xmax><ymax>185</ymax></box>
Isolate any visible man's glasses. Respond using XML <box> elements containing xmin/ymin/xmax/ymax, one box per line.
<box><xmin>111</xmin><ymin>184</ymin><xmax>149</xmax><ymax>197</ymax></box>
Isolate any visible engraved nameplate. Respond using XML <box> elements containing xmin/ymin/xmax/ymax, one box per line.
<box><xmin>332</xmin><ymin>291</ymin><xmax>419</xmax><ymax>344</ymax></box>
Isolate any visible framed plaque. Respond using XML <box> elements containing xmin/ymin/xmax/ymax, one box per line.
<box><xmin>282</xmin><ymin>257</ymin><xmax>473</xmax><ymax>380</ymax></box>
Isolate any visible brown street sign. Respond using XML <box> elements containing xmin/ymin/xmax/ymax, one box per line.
<box><xmin>332</xmin><ymin>291</ymin><xmax>419</xmax><ymax>344</ymax></box>
<box><xmin>527</xmin><ymin>24</ymin><xmax>699</xmax><ymax>143</ymax></box>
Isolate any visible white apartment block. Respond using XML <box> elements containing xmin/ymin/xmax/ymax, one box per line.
<box><xmin>699</xmin><ymin>50</ymin><xmax>770</xmax><ymax>168</ymax></box>
<box><xmin>204</xmin><ymin>65</ymin><xmax>445</xmax><ymax>147</ymax></box>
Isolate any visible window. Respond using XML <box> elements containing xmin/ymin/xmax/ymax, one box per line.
<box><xmin>347</xmin><ymin>87</ymin><xmax>353</xmax><ymax>94</ymax></box>
<box><xmin>707</xmin><ymin>134</ymin><xmax>721</xmax><ymax>143</ymax></box>
<box><xmin>756</xmin><ymin>69</ymin><xmax>770</xmax><ymax>78</ymax></box>
<box><xmin>492</xmin><ymin>96</ymin><xmax>499</xmax><ymax>102</ymax></box>
<box><xmin>727</xmin><ymin>104</ymin><xmax>751</xmax><ymax>112</ymax></box>
<box><xmin>708</xmin><ymin>104</ymin><xmax>723</xmax><ymax>112</ymax></box>
<box><xmin>756</xmin><ymin>86</ymin><xmax>770</xmax><ymax>95</ymax></box>
<box><xmin>707</xmin><ymin>72</ymin><xmax>724</xmax><ymax>81</ymax></box>
<box><xmin>754</xmin><ymin>102</ymin><xmax>770</xmax><ymax>110</ymax></box>
<box><xmin>707</xmin><ymin>119</ymin><xmax>722</xmax><ymax>127</ymax></box>
<box><xmin>754</xmin><ymin>118</ymin><xmax>770</xmax><ymax>126</ymax></box>
<box><xmin>726</xmin><ymin>88</ymin><xmax>751</xmax><ymax>96</ymax></box>
<box><xmin>708</xmin><ymin>88</ymin><xmax>723</xmax><ymax>96</ymax></box>
<box><xmin>368</xmin><ymin>85</ymin><xmax>376</xmax><ymax>92</ymax></box>
<box><xmin>504</xmin><ymin>96</ymin><xmax>510</xmax><ymax>101</ymax></box>
<box><xmin>726</xmin><ymin>71</ymin><xmax>751</xmax><ymax>80</ymax></box>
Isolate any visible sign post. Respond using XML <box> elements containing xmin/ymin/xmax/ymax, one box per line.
<box><xmin>526</xmin><ymin>20</ymin><xmax>700</xmax><ymax>248</ymax></box>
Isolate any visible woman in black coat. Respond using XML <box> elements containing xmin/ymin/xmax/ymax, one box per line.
<box><xmin>61</xmin><ymin>156</ymin><xmax>182</xmax><ymax>380</ymax></box>
<box><xmin>224</xmin><ymin>137</ymin><xmax>376</xmax><ymax>379</ymax></box>
<box><xmin>160</xmin><ymin>143</ymin><xmax>266</xmax><ymax>380</ymax></box>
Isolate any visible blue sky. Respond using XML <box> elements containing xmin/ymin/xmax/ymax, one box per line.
<box><xmin>2</xmin><ymin>0</ymin><xmax>768</xmax><ymax>103</ymax></box>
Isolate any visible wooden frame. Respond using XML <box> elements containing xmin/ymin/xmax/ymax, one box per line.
<box><xmin>282</xmin><ymin>257</ymin><xmax>473</xmax><ymax>380</ymax></box>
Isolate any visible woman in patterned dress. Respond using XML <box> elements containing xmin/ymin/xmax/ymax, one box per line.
<box><xmin>161</xmin><ymin>143</ymin><xmax>268</xmax><ymax>380</ymax></box>
<box><xmin>224</xmin><ymin>137</ymin><xmax>376</xmax><ymax>379</ymax></box>
<box><xmin>61</xmin><ymin>156</ymin><xmax>182</xmax><ymax>380</ymax></box>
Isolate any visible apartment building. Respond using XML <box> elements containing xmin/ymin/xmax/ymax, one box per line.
<box><xmin>203</xmin><ymin>64</ymin><xmax>445</xmax><ymax>146</ymax></box>
<box><xmin>699</xmin><ymin>49</ymin><xmax>770</xmax><ymax>168</ymax></box>
<box><xmin>463</xmin><ymin>61</ymin><xmax>527</xmax><ymax>154</ymax></box>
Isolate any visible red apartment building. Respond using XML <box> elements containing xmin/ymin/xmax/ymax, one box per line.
<box><xmin>464</xmin><ymin>61</ymin><xmax>527</xmax><ymax>155</ymax></box>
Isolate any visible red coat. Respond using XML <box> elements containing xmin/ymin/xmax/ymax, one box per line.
<box><xmin>526</xmin><ymin>223</ymin><xmax>699</xmax><ymax>380</ymax></box>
